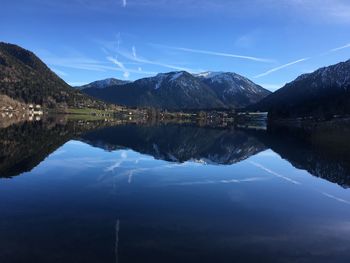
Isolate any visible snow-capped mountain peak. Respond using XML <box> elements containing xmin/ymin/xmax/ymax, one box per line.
<box><xmin>77</xmin><ymin>78</ymin><xmax>130</xmax><ymax>90</ymax></box>
<box><xmin>82</xmin><ymin>70</ymin><xmax>271</xmax><ymax>109</ymax></box>
<box><xmin>195</xmin><ymin>71</ymin><xmax>225</xmax><ymax>78</ymax></box>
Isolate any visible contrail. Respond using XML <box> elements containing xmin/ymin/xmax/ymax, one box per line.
<box><xmin>115</xmin><ymin>219</ymin><xmax>120</xmax><ymax>263</ymax></box>
<box><xmin>254</xmin><ymin>58</ymin><xmax>310</xmax><ymax>78</ymax></box>
<box><xmin>322</xmin><ymin>192</ymin><xmax>350</xmax><ymax>205</ymax></box>
<box><xmin>151</xmin><ymin>43</ymin><xmax>274</xmax><ymax>63</ymax></box>
<box><xmin>173</xmin><ymin>177</ymin><xmax>266</xmax><ymax>186</ymax></box>
<box><xmin>330</xmin><ymin>43</ymin><xmax>350</xmax><ymax>52</ymax></box>
<box><xmin>250</xmin><ymin>161</ymin><xmax>300</xmax><ymax>185</ymax></box>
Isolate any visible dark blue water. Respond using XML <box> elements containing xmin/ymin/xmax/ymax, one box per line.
<box><xmin>1</xmin><ymin>120</ymin><xmax>350</xmax><ymax>263</ymax></box>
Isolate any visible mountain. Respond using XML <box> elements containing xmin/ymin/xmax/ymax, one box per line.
<box><xmin>0</xmin><ymin>42</ymin><xmax>107</xmax><ymax>109</ymax></box>
<box><xmin>83</xmin><ymin>71</ymin><xmax>225</xmax><ymax>109</ymax></box>
<box><xmin>196</xmin><ymin>72</ymin><xmax>271</xmax><ymax>108</ymax></box>
<box><xmin>76</xmin><ymin>78</ymin><xmax>130</xmax><ymax>90</ymax></box>
<box><xmin>250</xmin><ymin>59</ymin><xmax>350</xmax><ymax>119</ymax></box>
<box><xmin>82</xmin><ymin>71</ymin><xmax>270</xmax><ymax>110</ymax></box>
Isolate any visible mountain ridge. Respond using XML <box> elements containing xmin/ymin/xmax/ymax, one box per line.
<box><xmin>81</xmin><ymin>71</ymin><xmax>271</xmax><ymax>110</ymax></box>
<box><xmin>249</xmin><ymin>59</ymin><xmax>350</xmax><ymax>119</ymax></box>
<box><xmin>76</xmin><ymin>78</ymin><xmax>130</xmax><ymax>90</ymax></box>
<box><xmin>0</xmin><ymin>42</ymin><xmax>110</xmax><ymax>109</ymax></box>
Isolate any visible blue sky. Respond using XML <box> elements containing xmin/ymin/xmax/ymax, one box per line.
<box><xmin>1</xmin><ymin>0</ymin><xmax>350</xmax><ymax>90</ymax></box>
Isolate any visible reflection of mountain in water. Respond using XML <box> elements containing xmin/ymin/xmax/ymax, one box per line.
<box><xmin>257</xmin><ymin>126</ymin><xmax>350</xmax><ymax>188</ymax></box>
<box><xmin>1</xmin><ymin>119</ymin><xmax>350</xmax><ymax>188</ymax></box>
<box><xmin>0</xmin><ymin>118</ymin><xmax>113</xmax><ymax>178</ymax></box>
<box><xmin>80</xmin><ymin>124</ymin><xmax>266</xmax><ymax>164</ymax></box>
<box><xmin>0</xmin><ymin>121</ymin><xmax>266</xmax><ymax>178</ymax></box>
<box><xmin>0</xmin><ymin>121</ymin><xmax>71</xmax><ymax>178</ymax></box>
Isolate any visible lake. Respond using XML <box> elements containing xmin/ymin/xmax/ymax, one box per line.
<box><xmin>1</xmin><ymin>118</ymin><xmax>350</xmax><ymax>263</ymax></box>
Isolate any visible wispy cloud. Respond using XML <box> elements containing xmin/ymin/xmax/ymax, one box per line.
<box><xmin>151</xmin><ymin>43</ymin><xmax>274</xmax><ymax>63</ymax></box>
<box><xmin>107</xmin><ymin>56</ymin><xmax>130</xmax><ymax>78</ymax></box>
<box><xmin>286</xmin><ymin>0</ymin><xmax>350</xmax><ymax>24</ymax></box>
<box><xmin>122</xmin><ymin>0</ymin><xmax>127</xmax><ymax>8</ymax></box>
<box><xmin>46</xmin><ymin>55</ymin><xmax>155</xmax><ymax>75</ymax></box>
<box><xmin>132</xmin><ymin>45</ymin><xmax>137</xmax><ymax>58</ymax></box>
<box><xmin>330</xmin><ymin>43</ymin><xmax>350</xmax><ymax>52</ymax></box>
<box><xmin>254</xmin><ymin>57</ymin><xmax>310</xmax><ymax>78</ymax></box>
<box><xmin>118</xmin><ymin>48</ymin><xmax>201</xmax><ymax>73</ymax></box>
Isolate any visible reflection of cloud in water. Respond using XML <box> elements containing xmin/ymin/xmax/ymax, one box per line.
<box><xmin>105</xmin><ymin>151</ymin><xmax>129</xmax><ymax>172</ymax></box>
<box><xmin>65</xmin><ymin>140</ymin><xmax>86</xmax><ymax>146</ymax></box>
<box><xmin>250</xmin><ymin>161</ymin><xmax>300</xmax><ymax>185</ymax></box>
<box><xmin>251</xmin><ymin>161</ymin><xmax>350</xmax><ymax>207</ymax></box>
<box><xmin>115</xmin><ymin>219</ymin><xmax>120</xmax><ymax>263</ymax></box>
<box><xmin>105</xmin><ymin>156</ymin><xmax>152</xmax><ymax>173</ymax></box>
<box><xmin>100</xmin><ymin>161</ymin><xmax>200</xmax><ymax>185</ymax></box>
<box><xmin>50</xmin><ymin>149</ymin><xmax>66</xmax><ymax>156</ymax></box>
<box><xmin>105</xmin><ymin>161</ymin><xmax>123</xmax><ymax>172</ymax></box>
<box><xmin>172</xmin><ymin>177</ymin><xmax>267</xmax><ymax>186</ymax></box>
<box><xmin>256</xmin><ymin>150</ymin><xmax>279</xmax><ymax>157</ymax></box>
<box><xmin>322</xmin><ymin>192</ymin><xmax>350</xmax><ymax>205</ymax></box>
<box><xmin>120</xmin><ymin>151</ymin><xmax>128</xmax><ymax>159</ymax></box>
<box><xmin>43</xmin><ymin>157</ymin><xmax>113</xmax><ymax>168</ymax></box>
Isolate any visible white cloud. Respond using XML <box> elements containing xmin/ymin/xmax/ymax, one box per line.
<box><xmin>151</xmin><ymin>43</ymin><xmax>274</xmax><ymax>63</ymax></box>
<box><xmin>107</xmin><ymin>56</ymin><xmax>130</xmax><ymax>79</ymax></box>
<box><xmin>118</xmin><ymin>49</ymin><xmax>201</xmax><ymax>73</ymax></box>
<box><xmin>41</xmin><ymin>51</ymin><xmax>155</xmax><ymax>75</ymax></box>
<box><xmin>289</xmin><ymin>0</ymin><xmax>350</xmax><ymax>24</ymax></box>
<box><xmin>254</xmin><ymin>58</ymin><xmax>310</xmax><ymax>78</ymax></box>
<box><xmin>107</xmin><ymin>56</ymin><xmax>125</xmax><ymax>70</ymax></box>
<box><xmin>122</xmin><ymin>0</ymin><xmax>127</xmax><ymax>8</ymax></box>
<box><xmin>132</xmin><ymin>45</ymin><xmax>137</xmax><ymax>58</ymax></box>
<box><xmin>330</xmin><ymin>43</ymin><xmax>350</xmax><ymax>52</ymax></box>
<box><xmin>123</xmin><ymin>71</ymin><xmax>130</xmax><ymax>78</ymax></box>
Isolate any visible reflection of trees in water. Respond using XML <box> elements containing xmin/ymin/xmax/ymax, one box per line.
<box><xmin>255</xmin><ymin>125</ymin><xmax>350</xmax><ymax>188</ymax></box>
<box><xmin>1</xmin><ymin>119</ymin><xmax>350</xmax><ymax>188</ymax></box>
<box><xmin>80</xmin><ymin>124</ymin><xmax>266</xmax><ymax>165</ymax></box>
<box><xmin>0</xmin><ymin>117</ymin><xmax>113</xmax><ymax>178</ymax></box>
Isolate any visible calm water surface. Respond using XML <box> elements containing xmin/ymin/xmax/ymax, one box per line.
<box><xmin>1</xmin><ymin>120</ymin><xmax>350</xmax><ymax>263</ymax></box>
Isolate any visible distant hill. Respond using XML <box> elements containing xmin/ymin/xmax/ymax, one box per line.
<box><xmin>82</xmin><ymin>71</ymin><xmax>270</xmax><ymax>110</ymax></box>
<box><xmin>0</xmin><ymin>42</ymin><xmax>108</xmax><ymax>109</ymax></box>
<box><xmin>196</xmin><ymin>72</ymin><xmax>271</xmax><ymax>108</ymax></box>
<box><xmin>250</xmin><ymin>59</ymin><xmax>350</xmax><ymax>119</ymax></box>
<box><xmin>76</xmin><ymin>78</ymin><xmax>130</xmax><ymax>90</ymax></box>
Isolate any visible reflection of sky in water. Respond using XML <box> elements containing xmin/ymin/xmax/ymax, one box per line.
<box><xmin>1</xmin><ymin>140</ymin><xmax>350</xmax><ymax>262</ymax></box>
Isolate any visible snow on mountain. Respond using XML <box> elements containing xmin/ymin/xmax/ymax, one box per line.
<box><xmin>77</xmin><ymin>78</ymin><xmax>130</xmax><ymax>90</ymax></box>
<box><xmin>82</xmin><ymin>70</ymin><xmax>271</xmax><ymax>109</ymax></box>
<box><xmin>250</xmin><ymin>59</ymin><xmax>350</xmax><ymax>119</ymax></box>
<box><xmin>195</xmin><ymin>71</ymin><xmax>271</xmax><ymax>107</ymax></box>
